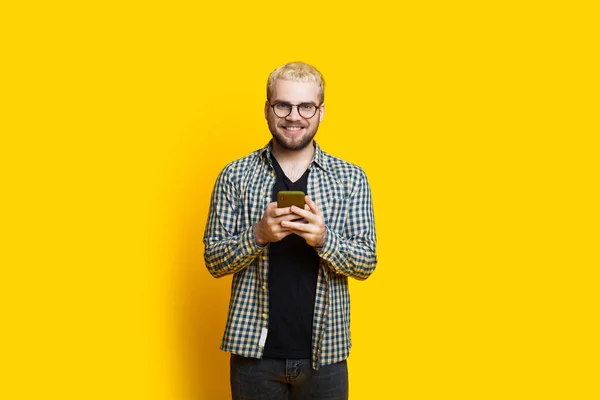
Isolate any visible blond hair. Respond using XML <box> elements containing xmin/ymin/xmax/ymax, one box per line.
<box><xmin>266</xmin><ymin>61</ymin><xmax>325</xmax><ymax>104</ymax></box>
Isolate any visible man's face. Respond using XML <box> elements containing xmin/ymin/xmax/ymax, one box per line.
<box><xmin>265</xmin><ymin>79</ymin><xmax>324</xmax><ymax>151</ymax></box>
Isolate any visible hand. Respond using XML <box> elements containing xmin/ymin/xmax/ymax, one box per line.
<box><xmin>280</xmin><ymin>196</ymin><xmax>326</xmax><ymax>248</ymax></box>
<box><xmin>254</xmin><ymin>202</ymin><xmax>300</xmax><ymax>246</ymax></box>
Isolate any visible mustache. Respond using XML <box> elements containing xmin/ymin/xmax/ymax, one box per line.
<box><xmin>279</xmin><ymin>123</ymin><xmax>306</xmax><ymax>127</ymax></box>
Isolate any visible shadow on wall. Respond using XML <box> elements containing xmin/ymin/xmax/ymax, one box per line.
<box><xmin>176</xmin><ymin>164</ymin><xmax>232</xmax><ymax>400</ymax></box>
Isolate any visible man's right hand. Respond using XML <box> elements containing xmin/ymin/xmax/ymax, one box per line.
<box><xmin>254</xmin><ymin>202</ymin><xmax>301</xmax><ymax>247</ymax></box>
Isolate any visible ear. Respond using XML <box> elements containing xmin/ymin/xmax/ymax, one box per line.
<box><xmin>318</xmin><ymin>103</ymin><xmax>325</xmax><ymax>122</ymax></box>
<box><xmin>264</xmin><ymin>101</ymin><xmax>270</xmax><ymax>120</ymax></box>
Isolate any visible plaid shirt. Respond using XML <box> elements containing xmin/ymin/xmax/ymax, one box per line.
<box><xmin>204</xmin><ymin>141</ymin><xmax>377</xmax><ymax>370</ymax></box>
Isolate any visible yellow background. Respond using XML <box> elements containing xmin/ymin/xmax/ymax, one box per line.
<box><xmin>1</xmin><ymin>1</ymin><xmax>598</xmax><ymax>399</ymax></box>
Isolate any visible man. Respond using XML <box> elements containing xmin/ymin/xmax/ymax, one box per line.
<box><xmin>204</xmin><ymin>61</ymin><xmax>377</xmax><ymax>399</ymax></box>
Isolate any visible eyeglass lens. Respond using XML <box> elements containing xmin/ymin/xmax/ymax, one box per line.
<box><xmin>273</xmin><ymin>103</ymin><xmax>318</xmax><ymax>118</ymax></box>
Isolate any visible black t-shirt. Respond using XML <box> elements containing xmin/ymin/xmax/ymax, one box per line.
<box><xmin>262</xmin><ymin>155</ymin><xmax>319</xmax><ymax>359</ymax></box>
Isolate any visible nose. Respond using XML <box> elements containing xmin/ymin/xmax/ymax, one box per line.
<box><xmin>286</xmin><ymin>106</ymin><xmax>302</xmax><ymax>121</ymax></box>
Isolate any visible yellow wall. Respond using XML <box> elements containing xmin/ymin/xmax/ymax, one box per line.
<box><xmin>2</xmin><ymin>1</ymin><xmax>598</xmax><ymax>399</ymax></box>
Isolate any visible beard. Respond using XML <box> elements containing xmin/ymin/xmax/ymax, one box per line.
<box><xmin>268</xmin><ymin>120</ymin><xmax>320</xmax><ymax>151</ymax></box>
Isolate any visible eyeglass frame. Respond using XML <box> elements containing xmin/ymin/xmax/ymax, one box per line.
<box><xmin>268</xmin><ymin>101</ymin><xmax>324</xmax><ymax>119</ymax></box>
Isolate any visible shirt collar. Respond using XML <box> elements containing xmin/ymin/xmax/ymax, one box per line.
<box><xmin>259</xmin><ymin>140</ymin><xmax>329</xmax><ymax>171</ymax></box>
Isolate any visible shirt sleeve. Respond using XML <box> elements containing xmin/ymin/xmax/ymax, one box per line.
<box><xmin>316</xmin><ymin>168</ymin><xmax>377</xmax><ymax>280</ymax></box>
<box><xmin>203</xmin><ymin>165</ymin><xmax>265</xmax><ymax>278</ymax></box>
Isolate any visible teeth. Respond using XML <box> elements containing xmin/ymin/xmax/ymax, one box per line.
<box><xmin>285</xmin><ymin>127</ymin><xmax>302</xmax><ymax>130</ymax></box>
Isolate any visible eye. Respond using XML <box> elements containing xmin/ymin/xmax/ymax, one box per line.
<box><xmin>300</xmin><ymin>103</ymin><xmax>315</xmax><ymax>110</ymax></box>
<box><xmin>275</xmin><ymin>102</ymin><xmax>292</xmax><ymax>110</ymax></box>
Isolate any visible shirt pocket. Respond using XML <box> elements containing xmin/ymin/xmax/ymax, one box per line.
<box><xmin>324</xmin><ymin>197</ymin><xmax>349</xmax><ymax>233</ymax></box>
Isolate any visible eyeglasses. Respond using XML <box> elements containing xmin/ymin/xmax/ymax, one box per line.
<box><xmin>269</xmin><ymin>102</ymin><xmax>322</xmax><ymax>119</ymax></box>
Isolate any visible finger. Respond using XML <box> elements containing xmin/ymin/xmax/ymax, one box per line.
<box><xmin>265</xmin><ymin>202</ymin><xmax>277</xmax><ymax>216</ymax></box>
<box><xmin>285</xmin><ymin>216</ymin><xmax>308</xmax><ymax>224</ymax></box>
<box><xmin>305</xmin><ymin>196</ymin><xmax>323</xmax><ymax>216</ymax></box>
<box><xmin>272</xmin><ymin>206</ymin><xmax>292</xmax><ymax>217</ymax></box>
<box><xmin>272</xmin><ymin>224</ymin><xmax>292</xmax><ymax>235</ymax></box>
<box><xmin>278</xmin><ymin>213</ymin><xmax>304</xmax><ymax>222</ymax></box>
<box><xmin>290</xmin><ymin>205</ymin><xmax>313</xmax><ymax>220</ymax></box>
<box><xmin>281</xmin><ymin>219</ymin><xmax>313</xmax><ymax>232</ymax></box>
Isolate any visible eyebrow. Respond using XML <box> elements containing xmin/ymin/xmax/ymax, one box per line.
<box><xmin>272</xmin><ymin>100</ymin><xmax>319</xmax><ymax>106</ymax></box>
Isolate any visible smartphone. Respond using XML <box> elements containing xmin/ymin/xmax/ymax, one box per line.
<box><xmin>277</xmin><ymin>190</ymin><xmax>305</xmax><ymax>209</ymax></box>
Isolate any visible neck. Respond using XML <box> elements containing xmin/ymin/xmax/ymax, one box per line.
<box><xmin>271</xmin><ymin>140</ymin><xmax>315</xmax><ymax>166</ymax></box>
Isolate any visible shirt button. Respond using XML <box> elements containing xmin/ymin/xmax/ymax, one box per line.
<box><xmin>262</xmin><ymin>313</ymin><xmax>267</xmax><ymax>319</ymax></box>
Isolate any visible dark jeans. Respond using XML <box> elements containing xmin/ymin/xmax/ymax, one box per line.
<box><xmin>230</xmin><ymin>354</ymin><xmax>348</xmax><ymax>400</ymax></box>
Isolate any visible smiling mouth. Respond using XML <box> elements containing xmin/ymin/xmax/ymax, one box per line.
<box><xmin>283</xmin><ymin>126</ymin><xmax>304</xmax><ymax>131</ymax></box>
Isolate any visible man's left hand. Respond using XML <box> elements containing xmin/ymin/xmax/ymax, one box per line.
<box><xmin>281</xmin><ymin>196</ymin><xmax>326</xmax><ymax>248</ymax></box>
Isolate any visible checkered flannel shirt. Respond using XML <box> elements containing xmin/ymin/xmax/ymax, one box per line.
<box><xmin>203</xmin><ymin>141</ymin><xmax>377</xmax><ymax>370</ymax></box>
